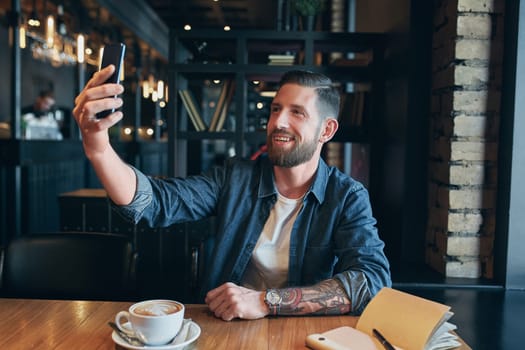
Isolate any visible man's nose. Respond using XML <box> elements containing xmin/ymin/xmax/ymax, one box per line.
<box><xmin>273</xmin><ymin>110</ymin><xmax>290</xmax><ymax>128</ymax></box>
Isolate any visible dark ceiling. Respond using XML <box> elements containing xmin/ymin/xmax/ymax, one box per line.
<box><xmin>146</xmin><ymin>0</ymin><xmax>280</xmax><ymax>30</ymax></box>
<box><xmin>0</xmin><ymin>0</ymin><xmax>282</xmax><ymax>67</ymax></box>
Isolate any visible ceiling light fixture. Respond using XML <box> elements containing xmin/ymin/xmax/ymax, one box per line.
<box><xmin>28</xmin><ymin>0</ymin><xmax>40</xmax><ymax>27</ymax></box>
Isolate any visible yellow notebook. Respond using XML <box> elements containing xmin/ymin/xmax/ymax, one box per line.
<box><xmin>306</xmin><ymin>287</ymin><xmax>461</xmax><ymax>350</ymax></box>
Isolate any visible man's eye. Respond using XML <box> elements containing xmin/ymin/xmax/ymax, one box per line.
<box><xmin>271</xmin><ymin>106</ymin><xmax>280</xmax><ymax>113</ymax></box>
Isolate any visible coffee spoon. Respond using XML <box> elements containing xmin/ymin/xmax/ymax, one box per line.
<box><xmin>108</xmin><ymin>321</ymin><xmax>145</xmax><ymax>346</ymax></box>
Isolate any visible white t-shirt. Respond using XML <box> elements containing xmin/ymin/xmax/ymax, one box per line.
<box><xmin>241</xmin><ymin>192</ymin><xmax>303</xmax><ymax>290</ymax></box>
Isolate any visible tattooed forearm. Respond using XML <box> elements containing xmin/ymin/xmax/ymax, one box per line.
<box><xmin>277</xmin><ymin>279</ymin><xmax>351</xmax><ymax>315</ymax></box>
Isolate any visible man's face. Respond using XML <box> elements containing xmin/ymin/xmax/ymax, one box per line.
<box><xmin>266</xmin><ymin>83</ymin><xmax>323</xmax><ymax>168</ymax></box>
<box><xmin>36</xmin><ymin>96</ymin><xmax>55</xmax><ymax>112</ymax></box>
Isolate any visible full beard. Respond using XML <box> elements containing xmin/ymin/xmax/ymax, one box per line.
<box><xmin>267</xmin><ymin>130</ymin><xmax>318</xmax><ymax>168</ymax></box>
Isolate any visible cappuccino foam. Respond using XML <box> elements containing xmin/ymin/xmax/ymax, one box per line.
<box><xmin>134</xmin><ymin>302</ymin><xmax>181</xmax><ymax>317</ymax></box>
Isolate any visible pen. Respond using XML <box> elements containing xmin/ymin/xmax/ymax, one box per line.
<box><xmin>373</xmin><ymin>328</ymin><xmax>396</xmax><ymax>350</ymax></box>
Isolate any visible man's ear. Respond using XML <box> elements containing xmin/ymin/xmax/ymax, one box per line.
<box><xmin>319</xmin><ymin>118</ymin><xmax>339</xmax><ymax>143</ymax></box>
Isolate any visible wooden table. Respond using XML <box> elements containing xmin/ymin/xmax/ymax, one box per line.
<box><xmin>0</xmin><ymin>298</ymin><xmax>471</xmax><ymax>349</ymax></box>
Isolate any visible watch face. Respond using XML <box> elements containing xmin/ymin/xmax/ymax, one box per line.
<box><xmin>266</xmin><ymin>290</ymin><xmax>282</xmax><ymax>305</ymax></box>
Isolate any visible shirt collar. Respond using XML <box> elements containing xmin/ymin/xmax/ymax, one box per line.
<box><xmin>257</xmin><ymin>157</ymin><xmax>329</xmax><ymax>204</ymax></box>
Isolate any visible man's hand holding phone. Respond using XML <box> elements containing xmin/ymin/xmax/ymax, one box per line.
<box><xmin>72</xmin><ymin>65</ymin><xmax>124</xmax><ymax>154</ymax></box>
<box><xmin>73</xmin><ymin>43</ymin><xmax>126</xmax><ymax>157</ymax></box>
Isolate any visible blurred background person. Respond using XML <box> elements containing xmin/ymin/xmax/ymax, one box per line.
<box><xmin>21</xmin><ymin>90</ymin><xmax>66</xmax><ymax>140</ymax></box>
<box><xmin>21</xmin><ymin>90</ymin><xmax>74</xmax><ymax>139</ymax></box>
<box><xmin>22</xmin><ymin>90</ymin><xmax>56</xmax><ymax>117</ymax></box>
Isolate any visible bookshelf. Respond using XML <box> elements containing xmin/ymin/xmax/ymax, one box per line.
<box><xmin>166</xmin><ymin>29</ymin><xmax>386</xmax><ymax>197</ymax></box>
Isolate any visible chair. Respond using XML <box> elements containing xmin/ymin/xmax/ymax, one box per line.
<box><xmin>0</xmin><ymin>232</ymin><xmax>137</xmax><ymax>300</ymax></box>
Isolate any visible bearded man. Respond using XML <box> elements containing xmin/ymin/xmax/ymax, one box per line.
<box><xmin>73</xmin><ymin>68</ymin><xmax>391</xmax><ymax>321</ymax></box>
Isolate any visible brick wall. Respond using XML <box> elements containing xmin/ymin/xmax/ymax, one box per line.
<box><xmin>426</xmin><ymin>0</ymin><xmax>504</xmax><ymax>278</ymax></box>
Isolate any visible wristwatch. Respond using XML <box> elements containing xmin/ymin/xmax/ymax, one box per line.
<box><xmin>264</xmin><ymin>289</ymin><xmax>282</xmax><ymax>315</ymax></box>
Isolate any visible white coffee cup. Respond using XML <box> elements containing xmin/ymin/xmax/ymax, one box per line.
<box><xmin>115</xmin><ymin>299</ymin><xmax>185</xmax><ymax>346</ymax></box>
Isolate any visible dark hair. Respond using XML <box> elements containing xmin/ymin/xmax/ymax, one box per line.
<box><xmin>38</xmin><ymin>90</ymin><xmax>54</xmax><ymax>99</ymax></box>
<box><xmin>277</xmin><ymin>70</ymin><xmax>340</xmax><ymax>120</ymax></box>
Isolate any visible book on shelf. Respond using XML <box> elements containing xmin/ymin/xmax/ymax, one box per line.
<box><xmin>209</xmin><ymin>80</ymin><xmax>230</xmax><ymax>131</ymax></box>
<box><xmin>305</xmin><ymin>287</ymin><xmax>462</xmax><ymax>350</ymax></box>
<box><xmin>185</xmin><ymin>89</ymin><xmax>207</xmax><ymax>131</ymax></box>
<box><xmin>268</xmin><ymin>53</ymin><xmax>295</xmax><ymax>66</ymax></box>
<box><xmin>331</xmin><ymin>57</ymin><xmax>372</xmax><ymax>67</ymax></box>
<box><xmin>214</xmin><ymin>80</ymin><xmax>235</xmax><ymax>131</ymax></box>
<box><xmin>324</xmin><ymin>143</ymin><xmax>370</xmax><ymax>188</ymax></box>
<box><xmin>209</xmin><ymin>80</ymin><xmax>235</xmax><ymax>132</ymax></box>
<box><xmin>179</xmin><ymin>89</ymin><xmax>207</xmax><ymax>131</ymax></box>
<box><xmin>350</xmin><ymin>143</ymin><xmax>370</xmax><ymax>188</ymax></box>
<box><xmin>324</xmin><ymin>143</ymin><xmax>345</xmax><ymax>172</ymax></box>
<box><xmin>339</xmin><ymin>91</ymin><xmax>368</xmax><ymax>128</ymax></box>
<box><xmin>331</xmin><ymin>52</ymin><xmax>372</xmax><ymax>67</ymax></box>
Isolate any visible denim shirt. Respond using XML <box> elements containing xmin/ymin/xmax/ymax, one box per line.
<box><xmin>114</xmin><ymin>156</ymin><xmax>391</xmax><ymax>314</ymax></box>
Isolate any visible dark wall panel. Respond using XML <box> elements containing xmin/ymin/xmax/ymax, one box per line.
<box><xmin>24</xmin><ymin>160</ymin><xmax>85</xmax><ymax>233</ymax></box>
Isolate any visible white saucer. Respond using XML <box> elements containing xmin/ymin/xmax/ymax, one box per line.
<box><xmin>111</xmin><ymin>320</ymin><xmax>201</xmax><ymax>349</ymax></box>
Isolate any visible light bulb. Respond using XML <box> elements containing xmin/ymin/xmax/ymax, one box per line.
<box><xmin>157</xmin><ymin>80</ymin><xmax>164</xmax><ymax>99</ymax></box>
<box><xmin>77</xmin><ymin>34</ymin><xmax>85</xmax><ymax>63</ymax></box>
<box><xmin>46</xmin><ymin>15</ymin><xmax>55</xmax><ymax>47</ymax></box>
<box><xmin>19</xmin><ymin>27</ymin><xmax>26</xmax><ymax>49</ymax></box>
<box><xmin>143</xmin><ymin>81</ymin><xmax>150</xmax><ymax>98</ymax></box>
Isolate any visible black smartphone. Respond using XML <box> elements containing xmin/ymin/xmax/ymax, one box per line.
<box><xmin>96</xmin><ymin>43</ymin><xmax>126</xmax><ymax>119</ymax></box>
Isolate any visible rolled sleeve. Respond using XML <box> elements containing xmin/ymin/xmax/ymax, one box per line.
<box><xmin>110</xmin><ymin>166</ymin><xmax>153</xmax><ymax>224</ymax></box>
<box><xmin>334</xmin><ymin>270</ymin><xmax>373</xmax><ymax>315</ymax></box>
